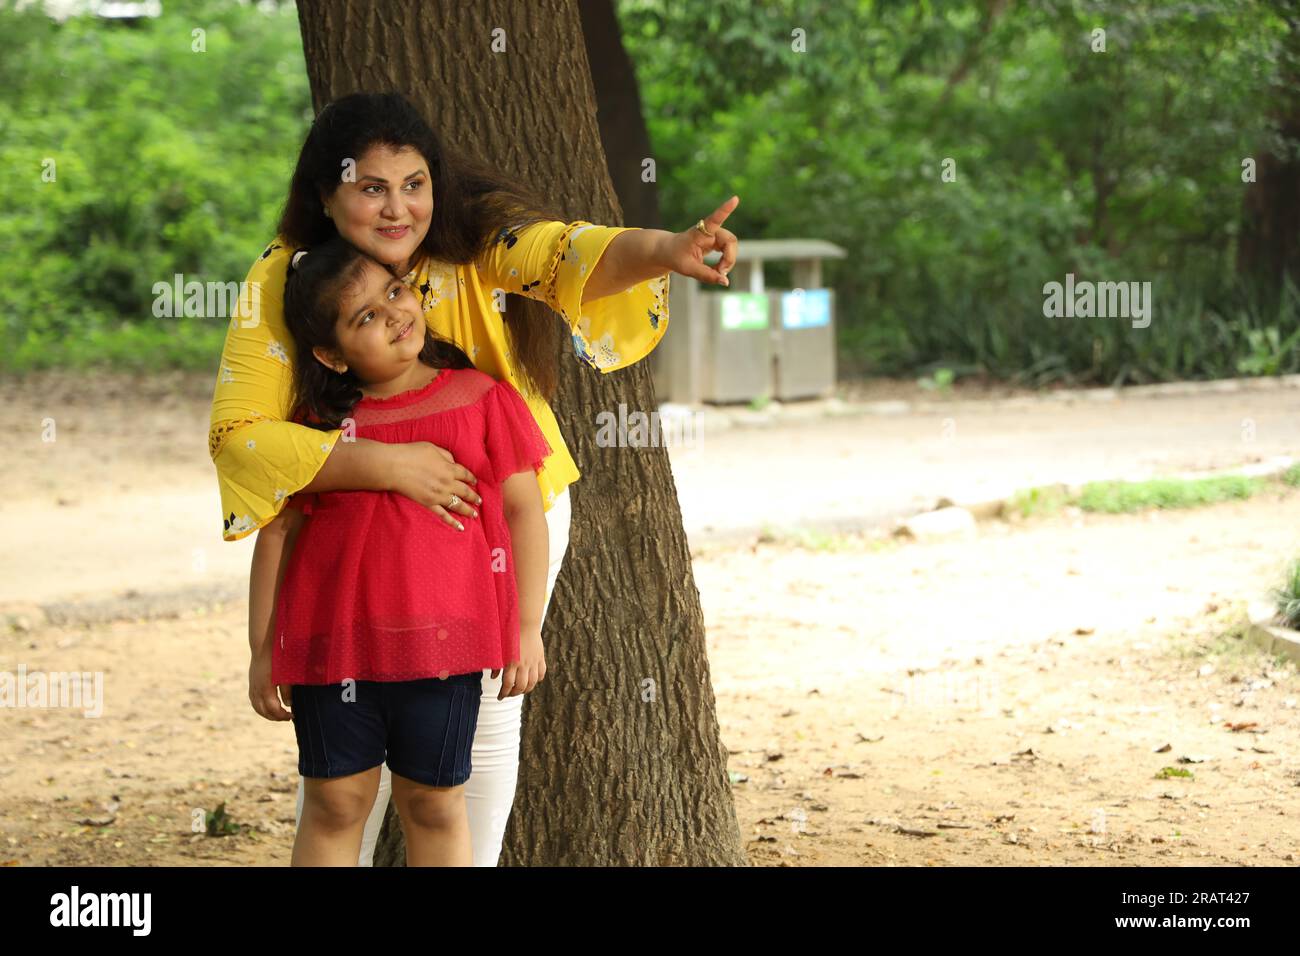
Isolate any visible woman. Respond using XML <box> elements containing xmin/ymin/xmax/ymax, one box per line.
<box><xmin>211</xmin><ymin>92</ymin><xmax>739</xmax><ymax>866</ymax></box>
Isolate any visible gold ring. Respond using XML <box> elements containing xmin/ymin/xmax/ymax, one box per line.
<box><xmin>694</xmin><ymin>218</ymin><xmax>714</xmax><ymax>237</ymax></box>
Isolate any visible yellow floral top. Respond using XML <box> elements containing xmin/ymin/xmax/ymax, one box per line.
<box><xmin>209</xmin><ymin>219</ymin><xmax>670</xmax><ymax>541</ymax></box>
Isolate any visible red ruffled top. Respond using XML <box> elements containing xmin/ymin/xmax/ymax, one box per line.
<box><xmin>271</xmin><ymin>367</ymin><xmax>552</xmax><ymax>685</ymax></box>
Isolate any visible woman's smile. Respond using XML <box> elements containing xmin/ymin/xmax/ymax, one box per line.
<box><xmin>377</xmin><ymin>224</ymin><xmax>410</xmax><ymax>240</ymax></box>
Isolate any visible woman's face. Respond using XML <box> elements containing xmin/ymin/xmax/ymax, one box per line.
<box><xmin>312</xmin><ymin>256</ymin><xmax>425</xmax><ymax>386</ymax></box>
<box><xmin>322</xmin><ymin>143</ymin><xmax>433</xmax><ymax>274</ymax></box>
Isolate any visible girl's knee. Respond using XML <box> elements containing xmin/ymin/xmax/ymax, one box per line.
<box><xmin>304</xmin><ymin>779</ymin><xmax>377</xmax><ymax>830</ymax></box>
<box><xmin>394</xmin><ymin>782</ymin><xmax>465</xmax><ymax>831</ymax></box>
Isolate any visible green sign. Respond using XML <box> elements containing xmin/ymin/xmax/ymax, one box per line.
<box><xmin>720</xmin><ymin>293</ymin><xmax>768</xmax><ymax>330</ymax></box>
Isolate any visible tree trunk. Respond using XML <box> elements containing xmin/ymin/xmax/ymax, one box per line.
<box><xmin>578</xmin><ymin>0</ymin><xmax>663</xmax><ymax>230</ymax></box>
<box><xmin>293</xmin><ymin>0</ymin><xmax>745</xmax><ymax>866</ymax></box>
<box><xmin>1236</xmin><ymin>8</ymin><xmax>1300</xmax><ymax>304</ymax></box>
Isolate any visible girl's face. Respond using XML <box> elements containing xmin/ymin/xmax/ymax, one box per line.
<box><xmin>322</xmin><ymin>143</ymin><xmax>433</xmax><ymax>275</ymax></box>
<box><xmin>312</xmin><ymin>256</ymin><xmax>425</xmax><ymax>386</ymax></box>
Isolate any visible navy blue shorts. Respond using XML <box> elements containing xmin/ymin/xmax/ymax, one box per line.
<box><xmin>290</xmin><ymin>672</ymin><xmax>483</xmax><ymax>788</ymax></box>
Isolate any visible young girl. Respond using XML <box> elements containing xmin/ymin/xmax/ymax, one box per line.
<box><xmin>246</xmin><ymin>236</ymin><xmax>551</xmax><ymax>867</ymax></box>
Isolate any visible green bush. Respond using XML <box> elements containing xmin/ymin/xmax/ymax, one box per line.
<box><xmin>0</xmin><ymin>0</ymin><xmax>311</xmax><ymax>371</ymax></box>
<box><xmin>4</xmin><ymin>0</ymin><xmax>1298</xmax><ymax>383</ymax></box>
<box><xmin>621</xmin><ymin>0</ymin><xmax>1300</xmax><ymax>385</ymax></box>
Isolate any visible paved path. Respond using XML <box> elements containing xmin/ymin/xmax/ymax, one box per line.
<box><xmin>669</xmin><ymin>386</ymin><xmax>1300</xmax><ymax>543</ymax></box>
<box><xmin>3</xmin><ymin>384</ymin><xmax>1299</xmax><ymax>607</ymax></box>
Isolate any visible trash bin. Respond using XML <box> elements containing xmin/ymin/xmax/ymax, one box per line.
<box><xmin>651</xmin><ymin>238</ymin><xmax>845</xmax><ymax>404</ymax></box>
<box><xmin>771</xmin><ymin>286</ymin><xmax>836</xmax><ymax>400</ymax></box>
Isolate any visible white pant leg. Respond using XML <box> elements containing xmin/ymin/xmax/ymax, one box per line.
<box><xmin>295</xmin><ymin>485</ymin><xmax>573</xmax><ymax>866</ymax></box>
<box><xmin>465</xmin><ymin>485</ymin><xmax>571</xmax><ymax>866</ymax></box>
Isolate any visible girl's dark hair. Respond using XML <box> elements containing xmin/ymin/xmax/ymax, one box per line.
<box><xmin>283</xmin><ymin>235</ymin><xmax>473</xmax><ymax>431</ymax></box>
<box><xmin>277</xmin><ymin>91</ymin><xmax>569</xmax><ymax>402</ymax></box>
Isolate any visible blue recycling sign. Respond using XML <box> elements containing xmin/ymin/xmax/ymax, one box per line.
<box><xmin>781</xmin><ymin>288</ymin><xmax>831</xmax><ymax>329</ymax></box>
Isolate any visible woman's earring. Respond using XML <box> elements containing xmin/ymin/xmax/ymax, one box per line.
<box><xmin>324</xmin><ymin>205</ymin><xmax>332</xmax><ymax>219</ymax></box>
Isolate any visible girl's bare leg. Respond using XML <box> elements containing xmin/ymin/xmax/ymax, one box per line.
<box><xmin>292</xmin><ymin>765</ymin><xmax>382</xmax><ymax>866</ymax></box>
<box><xmin>389</xmin><ymin>771</ymin><xmax>472</xmax><ymax>866</ymax></box>
<box><xmin>294</xmin><ymin>487</ymin><xmax>573</xmax><ymax>866</ymax></box>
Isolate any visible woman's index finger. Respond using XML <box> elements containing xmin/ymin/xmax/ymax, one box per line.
<box><xmin>707</xmin><ymin>194</ymin><xmax>740</xmax><ymax>229</ymax></box>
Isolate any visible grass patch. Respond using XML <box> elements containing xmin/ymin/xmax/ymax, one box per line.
<box><xmin>1077</xmin><ymin>476</ymin><xmax>1260</xmax><ymax>513</ymax></box>
<box><xmin>1010</xmin><ymin>473</ymin><xmax>1272</xmax><ymax>519</ymax></box>
<box><xmin>1271</xmin><ymin>558</ymin><xmax>1300</xmax><ymax>629</ymax></box>
<box><xmin>1007</xmin><ymin>484</ymin><xmax>1072</xmax><ymax>518</ymax></box>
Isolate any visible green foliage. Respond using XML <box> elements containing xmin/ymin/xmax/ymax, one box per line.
<box><xmin>4</xmin><ymin>0</ymin><xmax>1298</xmax><ymax>383</ymax></box>
<box><xmin>0</xmin><ymin>0</ymin><xmax>310</xmax><ymax>371</ymax></box>
<box><xmin>1272</xmin><ymin>558</ymin><xmax>1300</xmax><ymax>628</ymax></box>
<box><xmin>619</xmin><ymin>0</ymin><xmax>1300</xmax><ymax>384</ymax></box>
<box><xmin>1011</xmin><ymin>473</ymin><xmax>1267</xmax><ymax>517</ymax></box>
<box><xmin>1008</xmin><ymin>484</ymin><xmax>1072</xmax><ymax>518</ymax></box>
<box><xmin>1003</xmin><ymin>470</ymin><xmax>1268</xmax><ymax>515</ymax></box>
<box><xmin>917</xmin><ymin>366</ymin><xmax>955</xmax><ymax>391</ymax></box>
<box><xmin>204</xmin><ymin>801</ymin><xmax>242</xmax><ymax>837</ymax></box>
<box><xmin>1234</xmin><ymin>297</ymin><xmax>1300</xmax><ymax>375</ymax></box>
<box><xmin>1076</xmin><ymin>475</ymin><xmax>1260</xmax><ymax>512</ymax></box>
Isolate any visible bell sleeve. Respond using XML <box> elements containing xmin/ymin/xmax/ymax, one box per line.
<box><xmin>482</xmin><ymin>379</ymin><xmax>555</xmax><ymax>482</ymax></box>
<box><xmin>474</xmin><ymin>219</ymin><xmax>670</xmax><ymax>373</ymax></box>
<box><xmin>276</xmin><ymin>405</ymin><xmax>322</xmax><ymax>516</ymax></box>
<box><xmin>208</xmin><ymin>240</ymin><xmax>343</xmax><ymax>541</ymax></box>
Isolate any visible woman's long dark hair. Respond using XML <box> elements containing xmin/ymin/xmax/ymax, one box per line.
<box><xmin>283</xmin><ymin>235</ymin><xmax>472</xmax><ymax>431</ymax></box>
<box><xmin>277</xmin><ymin>91</ymin><xmax>568</xmax><ymax>403</ymax></box>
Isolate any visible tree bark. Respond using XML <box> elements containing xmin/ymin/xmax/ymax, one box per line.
<box><xmin>578</xmin><ymin>0</ymin><xmax>663</xmax><ymax>230</ymax></box>
<box><xmin>1236</xmin><ymin>7</ymin><xmax>1300</xmax><ymax>304</ymax></box>
<box><xmin>293</xmin><ymin>0</ymin><xmax>745</xmax><ymax>866</ymax></box>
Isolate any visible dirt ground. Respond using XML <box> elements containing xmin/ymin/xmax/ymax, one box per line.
<box><xmin>2</xmin><ymin>492</ymin><xmax>1299</xmax><ymax>866</ymax></box>
<box><xmin>697</xmin><ymin>498</ymin><xmax>1300</xmax><ymax>866</ymax></box>
<box><xmin>2</xmin><ymin>369</ymin><xmax>1299</xmax><ymax>866</ymax></box>
<box><xmin>0</xmin><ymin>367</ymin><xmax>1040</xmax><ymax>516</ymax></box>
